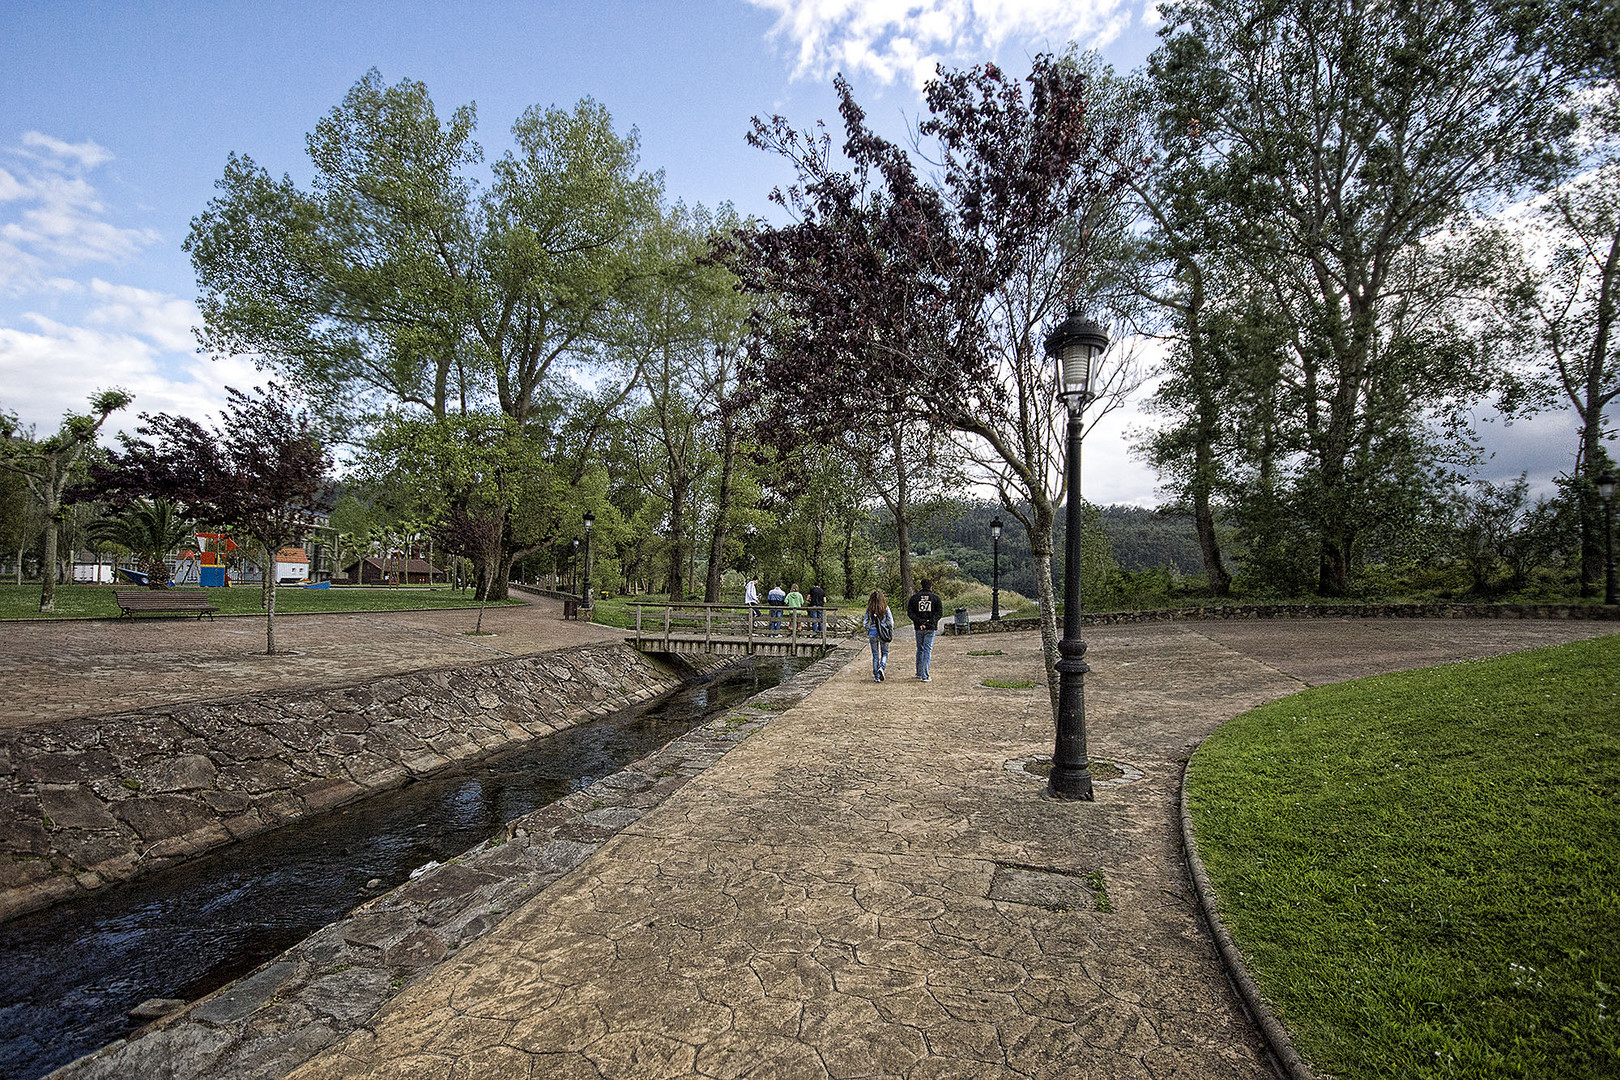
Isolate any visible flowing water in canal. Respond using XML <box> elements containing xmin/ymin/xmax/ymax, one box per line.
<box><xmin>0</xmin><ymin>655</ymin><xmax>808</xmax><ymax>1080</ymax></box>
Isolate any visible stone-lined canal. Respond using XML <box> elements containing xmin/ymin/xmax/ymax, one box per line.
<box><xmin>0</xmin><ymin>655</ymin><xmax>807</xmax><ymax>1080</ymax></box>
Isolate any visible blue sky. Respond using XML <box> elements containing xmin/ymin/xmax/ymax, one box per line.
<box><xmin>0</xmin><ymin>0</ymin><xmax>1588</xmax><ymax>506</ymax></box>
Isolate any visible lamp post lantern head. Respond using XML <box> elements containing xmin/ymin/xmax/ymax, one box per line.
<box><xmin>990</xmin><ymin>516</ymin><xmax>1003</xmax><ymax>540</ymax></box>
<box><xmin>1600</xmin><ymin>470</ymin><xmax>1616</xmax><ymax>502</ymax></box>
<box><xmin>1044</xmin><ymin>309</ymin><xmax>1109</xmax><ymax>410</ymax></box>
<box><xmin>583</xmin><ymin>510</ymin><xmax>595</xmax><ymax>533</ymax></box>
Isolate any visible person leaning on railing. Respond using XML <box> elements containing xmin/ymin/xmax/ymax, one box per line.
<box><xmin>768</xmin><ymin>582</ymin><xmax>785</xmax><ymax>632</ymax></box>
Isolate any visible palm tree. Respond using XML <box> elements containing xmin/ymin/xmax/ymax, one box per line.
<box><xmin>88</xmin><ymin>499</ymin><xmax>193</xmax><ymax>589</ymax></box>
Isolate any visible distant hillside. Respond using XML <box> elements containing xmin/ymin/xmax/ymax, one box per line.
<box><xmin>1098</xmin><ymin>505</ymin><xmax>1204</xmax><ymax>573</ymax></box>
<box><xmin>906</xmin><ymin>501</ymin><xmax>1205</xmax><ymax>598</ymax></box>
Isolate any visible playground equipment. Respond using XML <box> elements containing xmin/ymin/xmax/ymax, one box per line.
<box><xmin>195</xmin><ymin>532</ymin><xmax>237</xmax><ymax>587</ymax></box>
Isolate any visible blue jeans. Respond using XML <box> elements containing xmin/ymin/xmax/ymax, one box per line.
<box><xmin>915</xmin><ymin>628</ymin><xmax>936</xmax><ymax>678</ymax></box>
<box><xmin>870</xmin><ymin>636</ymin><xmax>888</xmax><ymax>676</ymax></box>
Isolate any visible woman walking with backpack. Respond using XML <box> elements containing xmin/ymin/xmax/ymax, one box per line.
<box><xmin>865</xmin><ymin>590</ymin><xmax>894</xmax><ymax>682</ymax></box>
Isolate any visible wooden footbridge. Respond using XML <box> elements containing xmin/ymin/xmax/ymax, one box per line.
<box><xmin>629</xmin><ymin>603</ymin><xmax>846</xmax><ymax>657</ymax></box>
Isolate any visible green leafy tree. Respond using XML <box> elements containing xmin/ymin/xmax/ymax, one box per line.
<box><xmin>187</xmin><ymin>71</ymin><xmax>666</xmax><ymax>595</ymax></box>
<box><xmin>1494</xmin><ymin>84</ymin><xmax>1620</xmax><ymax>594</ymax></box>
<box><xmin>1148</xmin><ymin>0</ymin><xmax>1580</xmax><ymax>595</ymax></box>
<box><xmin>359</xmin><ymin>412</ymin><xmax>562</xmax><ymax>602</ymax></box>
<box><xmin>189</xmin><ymin>71</ymin><xmax>662</xmax><ymax>431</ymax></box>
<box><xmin>0</xmin><ymin>389</ymin><xmax>132</xmax><ymax>611</ymax></box>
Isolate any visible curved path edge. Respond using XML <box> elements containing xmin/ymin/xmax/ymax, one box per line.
<box><xmin>1180</xmin><ymin>757</ymin><xmax>1320</xmax><ymax>1080</ymax></box>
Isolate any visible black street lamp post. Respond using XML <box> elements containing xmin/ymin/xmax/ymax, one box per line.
<box><xmin>1043</xmin><ymin>309</ymin><xmax>1109</xmax><ymax>801</ymax></box>
<box><xmin>582</xmin><ymin>511</ymin><xmax>595</xmax><ymax>607</ymax></box>
<box><xmin>1599</xmin><ymin>470</ymin><xmax>1617</xmax><ymax>606</ymax></box>
<box><xmin>990</xmin><ymin>516</ymin><xmax>1003</xmax><ymax>621</ymax></box>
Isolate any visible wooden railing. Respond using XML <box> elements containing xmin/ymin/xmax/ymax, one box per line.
<box><xmin>630</xmin><ymin>603</ymin><xmax>844</xmax><ymax>656</ymax></box>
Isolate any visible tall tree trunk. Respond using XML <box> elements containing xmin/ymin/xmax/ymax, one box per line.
<box><xmin>263</xmin><ymin>543</ymin><xmax>278</xmax><ymax>654</ymax></box>
<box><xmin>38</xmin><ymin>489</ymin><xmax>60</xmax><ymax>613</ymax></box>
<box><xmin>892</xmin><ymin>427</ymin><xmax>913</xmax><ymax>599</ymax></box>
<box><xmin>1193</xmin><ymin>481</ymin><xmax>1230</xmax><ymax>597</ymax></box>
<box><xmin>666</xmin><ymin>476</ymin><xmax>689</xmax><ymax>602</ymax></box>
<box><xmin>842</xmin><ymin>514</ymin><xmax>858</xmax><ymax>600</ymax></box>
<box><xmin>704</xmin><ymin>426</ymin><xmax>736</xmax><ymax>603</ymax></box>
<box><xmin>1579</xmin><ymin>430</ymin><xmax>1607</xmax><ymax>597</ymax></box>
<box><xmin>1184</xmin><ymin>314</ymin><xmax>1231</xmax><ymax>596</ymax></box>
<box><xmin>474</xmin><ymin>562</ymin><xmax>492</xmax><ymax>633</ymax></box>
<box><xmin>1028</xmin><ymin>495</ymin><xmax>1062</xmax><ymax>721</ymax></box>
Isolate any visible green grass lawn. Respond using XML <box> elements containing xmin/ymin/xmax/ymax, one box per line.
<box><xmin>0</xmin><ymin>583</ymin><xmax>522</xmax><ymax>619</ymax></box>
<box><xmin>1186</xmin><ymin>635</ymin><xmax>1620</xmax><ymax>1079</ymax></box>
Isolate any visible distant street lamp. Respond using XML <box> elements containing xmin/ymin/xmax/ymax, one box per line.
<box><xmin>1599</xmin><ymin>470</ymin><xmax>1617</xmax><ymax>606</ymax></box>
<box><xmin>1043</xmin><ymin>309</ymin><xmax>1109</xmax><ymax>801</ymax></box>
<box><xmin>582</xmin><ymin>511</ymin><xmax>595</xmax><ymax>607</ymax></box>
<box><xmin>571</xmin><ymin>537</ymin><xmax>580</xmax><ymax>595</ymax></box>
<box><xmin>990</xmin><ymin>516</ymin><xmax>1003</xmax><ymax>621</ymax></box>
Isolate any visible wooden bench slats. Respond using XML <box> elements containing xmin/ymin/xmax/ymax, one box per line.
<box><xmin>113</xmin><ymin>589</ymin><xmax>220</xmax><ymax>620</ymax></box>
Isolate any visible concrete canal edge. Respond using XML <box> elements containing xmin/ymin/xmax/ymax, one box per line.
<box><xmin>0</xmin><ymin>643</ymin><xmax>732</xmax><ymax>924</ymax></box>
<box><xmin>47</xmin><ymin>639</ymin><xmax>864</xmax><ymax>1080</ymax></box>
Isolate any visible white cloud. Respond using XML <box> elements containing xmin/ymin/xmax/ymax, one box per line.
<box><xmin>19</xmin><ymin>132</ymin><xmax>114</xmax><ymax>171</ymax></box>
<box><xmin>0</xmin><ymin>305</ymin><xmax>258</xmax><ymax>444</ymax></box>
<box><xmin>85</xmin><ymin>279</ymin><xmax>199</xmax><ymax>353</ymax></box>
<box><xmin>749</xmin><ymin>0</ymin><xmax>1134</xmax><ymax>87</ymax></box>
<box><xmin>0</xmin><ymin>132</ymin><xmax>160</xmax><ymax>294</ymax></box>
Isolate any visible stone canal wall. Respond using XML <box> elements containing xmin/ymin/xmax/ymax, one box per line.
<box><xmin>0</xmin><ymin>644</ymin><xmax>722</xmax><ymax>923</ymax></box>
<box><xmin>47</xmin><ymin>641</ymin><xmax>863</xmax><ymax>1080</ymax></box>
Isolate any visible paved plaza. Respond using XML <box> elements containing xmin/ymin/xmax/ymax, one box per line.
<box><xmin>207</xmin><ymin>613</ymin><xmax>1610</xmax><ymax>1080</ymax></box>
<box><xmin>0</xmin><ymin>593</ymin><xmax>623</xmax><ymax>727</ymax></box>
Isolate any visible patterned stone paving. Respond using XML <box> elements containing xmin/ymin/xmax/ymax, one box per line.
<box><xmin>271</xmin><ymin>619</ymin><xmax>1616</xmax><ymax>1080</ymax></box>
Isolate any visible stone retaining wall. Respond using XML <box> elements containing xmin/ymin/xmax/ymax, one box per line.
<box><xmin>0</xmin><ymin>644</ymin><xmax>721</xmax><ymax>923</ymax></box>
<box><xmin>964</xmin><ymin>601</ymin><xmax>1620</xmax><ymax>634</ymax></box>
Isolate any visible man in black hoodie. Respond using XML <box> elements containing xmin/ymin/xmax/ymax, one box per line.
<box><xmin>906</xmin><ymin>578</ymin><xmax>943</xmax><ymax>681</ymax></box>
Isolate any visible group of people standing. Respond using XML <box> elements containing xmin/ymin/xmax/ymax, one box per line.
<box><xmin>744</xmin><ymin>578</ymin><xmax>827</xmax><ymax>633</ymax></box>
<box><xmin>863</xmin><ymin>579</ymin><xmax>943</xmax><ymax>683</ymax></box>
<box><xmin>740</xmin><ymin>575</ymin><xmax>946</xmax><ymax>683</ymax></box>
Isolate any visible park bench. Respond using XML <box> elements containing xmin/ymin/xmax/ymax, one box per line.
<box><xmin>113</xmin><ymin>588</ymin><xmax>220</xmax><ymax>620</ymax></box>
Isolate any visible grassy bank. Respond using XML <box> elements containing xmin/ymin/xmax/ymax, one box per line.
<box><xmin>1186</xmin><ymin>635</ymin><xmax>1620</xmax><ymax>1078</ymax></box>
<box><xmin>0</xmin><ymin>583</ymin><xmax>522</xmax><ymax>620</ymax></box>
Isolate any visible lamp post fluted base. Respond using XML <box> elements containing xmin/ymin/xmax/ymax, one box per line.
<box><xmin>1047</xmin><ymin>763</ymin><xmax>1094</xmax><ymax>801</ymax></box>
<box><xmin>1048</xmin><ymin>636</ymin><xmax>1094</xmax><ymax>801</ymax></box>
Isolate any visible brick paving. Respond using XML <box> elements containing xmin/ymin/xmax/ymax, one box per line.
<box><xmin>0</xmin><ymin>593</ymin><xmax>624</xmax><ymax>728</ymax></box>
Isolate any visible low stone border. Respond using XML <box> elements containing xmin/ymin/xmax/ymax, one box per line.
<box><xmin>970</xmin><ymin>601</ymin><xmax>1620</xmax><ymax>634</ymax></box>
<box><xmin>1179</xmin><ymin>759</ymin><xmax>1319</xmax><ymax>1080</ymax></box>
<box><xmin>1</xmin><ymin>645</ymin><xmax>723</xmax><ymax>923</ymax></box>
<box><xmin>48</xmin><ymin>641</ymin><xmax>864</xmax><ymax>1080</ymax></box>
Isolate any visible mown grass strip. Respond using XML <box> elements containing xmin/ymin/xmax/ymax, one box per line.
<box><xmin>1186</xmin><ymin>635</ymin><xmax>1620</xmax><ymax>1079</ymax></box>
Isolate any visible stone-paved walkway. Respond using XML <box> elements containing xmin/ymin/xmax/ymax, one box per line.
<box><xmin>275</xmin><ymin>618</ymin><xmax>1616</xmax><ymax>1080</ymax></box>
<box><xmin>0</xmin><ymin>594</ymin><xmax>624</xmax><ymax>727</ymax></box>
